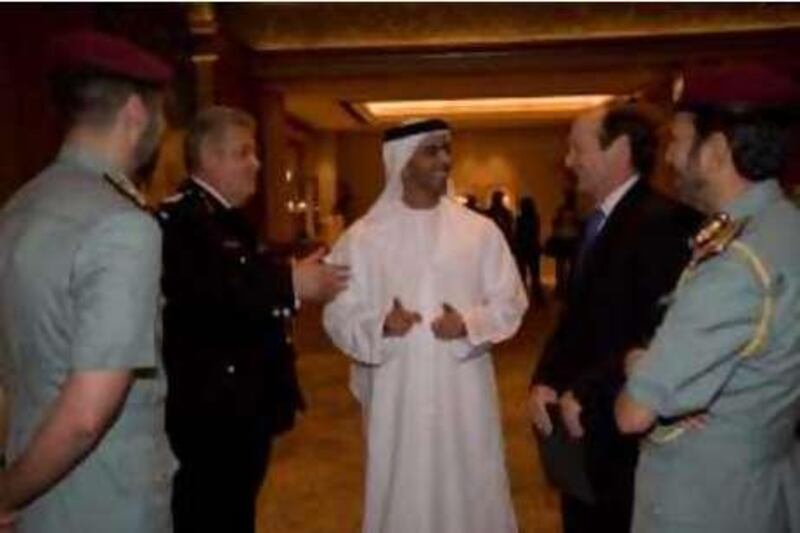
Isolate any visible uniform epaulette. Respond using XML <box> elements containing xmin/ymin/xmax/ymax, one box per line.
<box><xmin>672</xmin><ymin>212</ymin><xmax>772</xmax><ymax>364</ymax></box>
<box><xmin>688</xmin><ymin>213</ymin><xmax>749</xmax><ymax>268</ymax></box>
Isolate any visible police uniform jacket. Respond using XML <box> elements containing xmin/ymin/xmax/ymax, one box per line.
<box><xmin>157</xmin><ymin>179</ymin><xmax>303</xmax><ymax>450</ymax></box>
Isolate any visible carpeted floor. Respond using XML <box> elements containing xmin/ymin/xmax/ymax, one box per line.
<box><xmin>257</xmin><ymin>298</ymin><xmax>563</xmax><ymax>533</ymax></box>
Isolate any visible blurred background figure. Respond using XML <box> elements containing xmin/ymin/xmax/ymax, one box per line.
<box><xmin>545</xmin><ymin>190</ymin><xmax>581</xmax><ymax>299</ymax></box>
<box><xmin>514</xmin><ymin>196</ymin><xmax>546</xmax><ymax>308</ymax></box>
<box><xmin>486</xmin><ymin>189</ymin><xmax>515</xmax><ymax>246</ymax></box>
<box><xmin>464</xmin><ymin>193</ymin><xmax>483</xmax><ymax>214</ymax></box>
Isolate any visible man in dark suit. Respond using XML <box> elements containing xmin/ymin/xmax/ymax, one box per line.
<box><xmin>157</xmin><ymin>106</ymin><xmax>348</xmax><ymax>533</ymax></box>
<box><xmin>528</xmin><ymin>103</ymin><xmax>701</xmax><ymax>532</ymax></box>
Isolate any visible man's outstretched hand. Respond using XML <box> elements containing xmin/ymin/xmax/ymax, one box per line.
<box><xmin>292</xmin><ymin>247</ymin><xmax>350</xmax><ymax>303</ymax></box>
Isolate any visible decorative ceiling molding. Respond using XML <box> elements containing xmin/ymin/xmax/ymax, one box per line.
<box><xmin>219</xmin><ymin>4</ymin><xmax>800</xmax><ymax>53</ymax></box>
<box><xmin>216</xmin><ymin>5</ymin><xmax>800</xmax><ymax>131</ymax></box>
<box><xmin>249</xmin><ymin>28</ymin><xmax>800</xmax><ymax>81</ymax></box>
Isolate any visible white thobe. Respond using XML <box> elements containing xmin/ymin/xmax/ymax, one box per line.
<box><xmin>324</xmin><ymin>198</ymin><xmax>528</xmax><ymax>533</ymax></box>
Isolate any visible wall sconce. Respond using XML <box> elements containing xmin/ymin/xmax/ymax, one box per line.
<box><xmin>286</xmin><ymin>199</ymin><xmax>309</xmax><ymax>213</ymax></box>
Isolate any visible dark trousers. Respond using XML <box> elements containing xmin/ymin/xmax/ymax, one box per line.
<box><xmin>516</xmin><ymin>252</ymin><xmax>546</xmax><ymax>305</ymax></box>
<box><xmin>561</xmin><ymin>493</ymin><xmax>632</xmax><ymax>533</ymax></box>
<box><xmin>554</xmin><ymin>257</ymin><xmax>572</xmax><ymax>299</ymax></box>
<box><xmin>170</xmin><ymin>421</ymin><xmax>272</xmax><ymax>533</ymax></box>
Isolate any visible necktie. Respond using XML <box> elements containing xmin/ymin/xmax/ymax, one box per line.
<box><xmin>575</xmin><ymin>208</ymin><xmax>606</xmax><ymax>274</ymax></box>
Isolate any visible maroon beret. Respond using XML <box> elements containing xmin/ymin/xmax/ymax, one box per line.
<box><xmin>47</xmin><ymin>30</ymin><xmax>172</xmax><ymax>85</ymax></box>
<box><xmin>675</xmin><ymin>63</ymin><xmax>800</xmax><ymax>109</ymax></box>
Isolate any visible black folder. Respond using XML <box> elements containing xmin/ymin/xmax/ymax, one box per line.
<box><xmin>534</xmin><ymin>403</ymin><xmax>595</xmax><ymax>504</ymax></box>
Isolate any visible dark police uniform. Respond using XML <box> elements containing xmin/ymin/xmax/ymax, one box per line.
<box><xmin>157</xmin><ymin>179</ymin><xmax>303</xmax><ymax>533</ymax></box>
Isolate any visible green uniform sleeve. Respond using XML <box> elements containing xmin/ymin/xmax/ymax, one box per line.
<box><xmin>70</xmin><ymin>212</ymin><xmax>162</xmax><ymax>370</ymax></box>
<box><xmin>625</xmin><ymin>254</ymin><xmax>761</xmax><ymax>418</ymax></box>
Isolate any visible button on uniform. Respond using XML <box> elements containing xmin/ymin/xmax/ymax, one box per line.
<box><xmin>157</xmin><ymin>177</ymin><xmax>304</xmax><ymax>533</ymax></box>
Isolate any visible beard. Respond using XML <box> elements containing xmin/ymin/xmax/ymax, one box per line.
<box><xmin>673</xmin><ymin>142</ymin><xmax>716</xmax><ymax>213</ymax></box>
<box><xmin>674</xmin><ymin>165</ymin><xmax>711</xmax><ymax>213</ymax></box>
<box><xmin>131</xmin><ymin>112</ymin><xmax>164</xmax><ymax>186</ymax></box>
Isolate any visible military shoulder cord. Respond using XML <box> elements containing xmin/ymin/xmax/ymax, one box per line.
<box><xmin>647</xmin><ymin>214</ymin><xmax>773</xmax><ymax>445</ymax></box>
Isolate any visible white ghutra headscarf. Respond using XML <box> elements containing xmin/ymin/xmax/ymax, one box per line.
<box><xmin>364</xmin><ymin>119</ymin><xmax>452</xmax><ymax>222</ymax></box>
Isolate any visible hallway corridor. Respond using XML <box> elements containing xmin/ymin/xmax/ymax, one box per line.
<box><xmin>257</xmin><ymin>301</ymin><xmax>562</xmax><ymax>532</ymax></box>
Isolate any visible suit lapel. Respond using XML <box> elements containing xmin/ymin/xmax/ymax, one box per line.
<box><xmin>572</xmin><ymin>181</ymin><xmax>648</xmax><ymax>288</ymax></box>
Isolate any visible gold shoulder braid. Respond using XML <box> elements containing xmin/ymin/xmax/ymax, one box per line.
<box><xmin>669</xmin><ymin>213</ymin><xmax>744</xmax><ymax>293</ymax></box>
<box><xmin>647</xmin><ymin>212</ymin><xmax>774</xmax><ymax>445</ymax></box>
<box><xmin>689</xmin><ymin>213</ymin><xmax>747</xmax><ymax>268</ymax></box>
<box><xmin>103</xmin><ymin>171</ymin><xmax>149</xmax><ymax>210</ymax></box>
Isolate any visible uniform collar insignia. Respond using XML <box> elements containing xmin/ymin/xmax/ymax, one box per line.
<box><xmin>689</xmin><ymin>212</ymin><xmax>749</xmax><ymax>267</ymax></box>
<box><xmin>184</xmin><ymin>180</ymin><xmax>226</xmax><ymax>214</ymax></box>
<box><xmin>103</xmin><ymin>171</ymin><xmax>148</xmax><ymax>210</ymax></box>
<box><xmin>189</xmin><ymin>178</ymin><xmax>232</xmax><ymax>210</ymax></box>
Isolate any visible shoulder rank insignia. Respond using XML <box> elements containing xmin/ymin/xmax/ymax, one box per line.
<box><xmin>688</xmin><ymin>212</ymin><xmax>748</xmax><ymax>268</ymax></box>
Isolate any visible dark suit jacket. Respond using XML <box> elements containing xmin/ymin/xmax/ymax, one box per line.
<box><xmin>157</xmin><ymin>180</ymin><xmax>303</xmax><ymax>459</ymax></box>
<box><xmin>533</xmin><ymin>180</ymin><xmax>701</xmax><ymax>499</ymax></box>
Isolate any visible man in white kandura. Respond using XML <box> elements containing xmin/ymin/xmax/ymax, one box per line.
<box><xmin>324</xmin><ymin>119</ymin><xmax>528</xmax><ymax>533</ymax></box>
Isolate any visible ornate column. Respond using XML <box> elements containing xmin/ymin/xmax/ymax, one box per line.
<box><xmin>258</xmin><ymin>88</ymin><xmax>296</xmax><ymax>243</ymax></box>
<box><xmin>187</xmin><ymin>3</ymin><xmax>219</xmax><ymax>108</ymax></box>
<box><xmin>310</xmin><ymin>132</ymin><xmax>340</xmax><ymax>244</ymax></box>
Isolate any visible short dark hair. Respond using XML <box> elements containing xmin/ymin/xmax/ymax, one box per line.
<box><xmin>598</xmin><ymin>104</ymin><xmax>658</xmax><ymax>180</ymax></box>
<box><xmin>50</xmin><ymin>70</ymin><xmax>160</xmax><ymax>128</ymax></box>
<box><xmin>679</xmin><ymin>103</ymin><xmax>794</xmax><ymax>183</ymax></box>
<box><xmin>184</xmin><ymin>106</ymin><xmax>256</xmax><ymax>173</ymax></box>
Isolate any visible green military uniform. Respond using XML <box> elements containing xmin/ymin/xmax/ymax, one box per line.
<box><xmin>625</xmin><ymin>180</ymin><xmax>800</xmax><ymax>532</ymax></box>
<box><xmin>0</xmin><ymin>147</ymin><xmax>175</xmax><ymax>532</ymax></box>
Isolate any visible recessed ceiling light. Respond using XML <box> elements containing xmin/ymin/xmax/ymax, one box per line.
<box><xmin>354</xmin><ymin>95</ymin><xmax>616</xmax><ymax>123</ymax></box>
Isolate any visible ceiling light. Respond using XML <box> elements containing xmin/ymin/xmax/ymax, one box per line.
<box><xmin>354</xmin><ymin>95</ymin><xmax>616</xmax><ymax>123</ymax></box>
